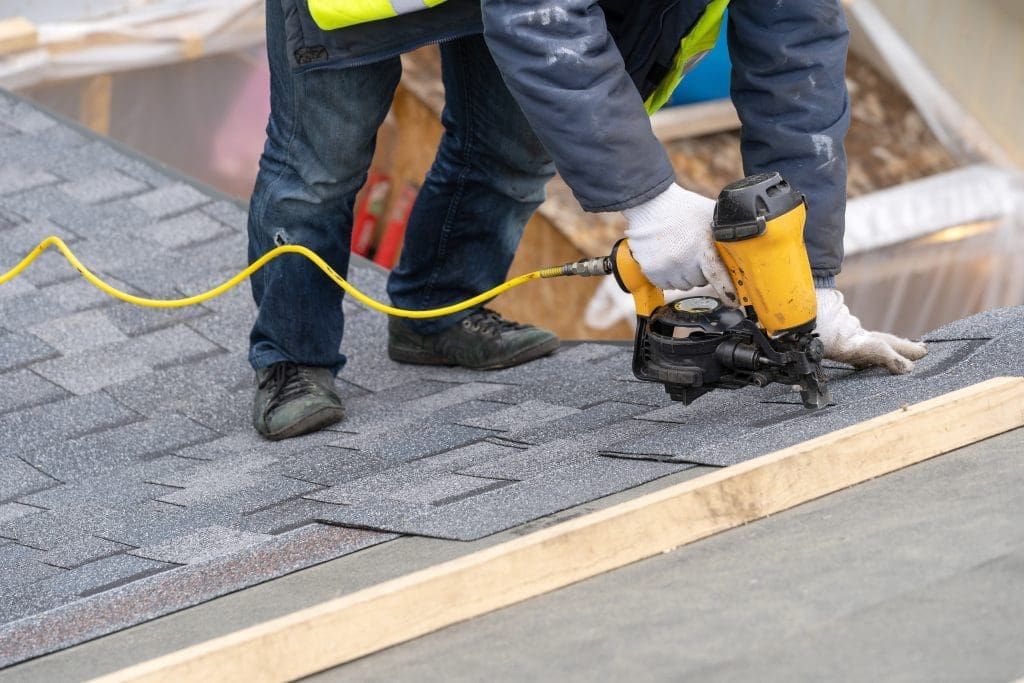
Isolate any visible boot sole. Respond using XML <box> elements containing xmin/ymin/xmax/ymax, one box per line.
<box><xmin>388</xmin><ymin>336</ymin><xmax>560</xmax><ymax>370</ymax></box>
<box><xmin>262</xmin><ymin>405</ymin><xmax>345</xmax><ymax>442</ymax></box>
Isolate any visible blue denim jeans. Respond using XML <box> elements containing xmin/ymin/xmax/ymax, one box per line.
<box><xmin>248</xmin><ymin>1</ymin><xmax>555</xmax><ymax>375</ymax></box>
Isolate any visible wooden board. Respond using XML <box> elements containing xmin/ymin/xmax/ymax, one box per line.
<box><xmin>650</xmin><ymin>98</ymin><xmax>740</xmax><ymax>142</ymax></box>
<box><xmin>93</xmin><ymin>376</ymin><xmax>1024</xmax><ymax>683</ymax></box>
<box><xmin>0</xmin><ymin>17</ymin><xmax>37</xmax><ymax>55</ymax></box>
<box><xmin>80</xmin><ymin>75</ymin><xmax>114</xmax><ymax>137</ymax></box>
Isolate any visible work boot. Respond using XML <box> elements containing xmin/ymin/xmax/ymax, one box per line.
<box><xmin>253</xmin><ymin>362</ymin><xmax>345</xmax><ymax>440</ymax></box>
<box><xmin>388</xmin><ymin>308</ymin><xmax>560</xmax><ymax>370</ymax></box>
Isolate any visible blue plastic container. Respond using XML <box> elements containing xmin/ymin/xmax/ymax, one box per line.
<box><xmin>666</xmin><ymin>13</ymin><xmax>731</xmax><ymax>106</ymax></box>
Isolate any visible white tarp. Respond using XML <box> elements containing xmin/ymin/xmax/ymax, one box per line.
<box><xmin>0</xmin><ymin>0</ymin><xmax>263</xmax><ymax>89</ymax></box>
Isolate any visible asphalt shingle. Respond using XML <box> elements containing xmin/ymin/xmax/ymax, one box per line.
<box><xmin>59</xmin><ymin>170</ymin><xmax>149</xmax><ymax>205</ymax></box>
<box><xmin>0</xmin><ymin>456</ymin><xmax>59</xmax><ymax>502</ymax></box>
<box><xmin>1</xmin><ymin>89</ymin><xmax>1023</xmax><ymax>668</ymax></box>
<box><xmin>131</xmin><ymin>183</ymin><xmax>211</xmax><ymax>219</ymax></box>
<box><xmin>0</xmin><ymin>329</ymin><xmax>59</xmax><ymax>371</ymax></box>
<box><xmin>0</xmin><ymin>369</ymin><xmax>69</xmax><ymax>416</ymax></box>
<box><xmin>130</xmin><ymin>525</ymin><xmax>270</xmax><ymax>565</ymax></box>
<box><xmin>145</xmin><ymin>210</ymin><xmax>231</xmax><ymax>249</ymax></box>
<box><xmin>28</xmin><ymin>310</ymin><xmax>128</xmax><ymax>354</ymax></box>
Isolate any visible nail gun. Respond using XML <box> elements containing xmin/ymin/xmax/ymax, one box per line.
<box><xmin>569</xmin><ymin>172</ymin><xmax>830</xmax><ymax>409</ymax></box>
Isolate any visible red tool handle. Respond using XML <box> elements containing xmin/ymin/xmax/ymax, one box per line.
<box><xmin>351</xmin><ymin>171</ymin><xmax>391</xmax><ymax>257</ymax></box>
<box><xmin>373</xmin><ymin>182</ymin><xmax>418</xmax><ymax>269</ymax></box>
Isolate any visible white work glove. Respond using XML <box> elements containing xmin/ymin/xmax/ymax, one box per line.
<box><xmin>622</xmin><ymin>183</ymin><xmax>738</xmax><ymax>305</ymax></box>
<box><xmin>815</xmin><ymin>287</ymin><xmax>928</xmax><ymax>374</ymax></box>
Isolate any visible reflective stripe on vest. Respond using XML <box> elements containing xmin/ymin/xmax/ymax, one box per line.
<box><xmin>308</xmin><ymin>0</ymin><xmax>447</xmax><ymax>30</ymax></box>
<box><xmin>307</xmin><ymin>0</ymin><xmax>728</xmax><ymax>116</ymax></box>
<box><xmin>644</xmin><ymin>0</ymin><xmax>730</xmax><ymax>114</ymax></box>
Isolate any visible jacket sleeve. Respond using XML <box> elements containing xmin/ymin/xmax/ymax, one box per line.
<box><xmin>480</xmin><ymin>0</ymin><xmax>675</xmax><ymax>213</ymax></box>
<box><xmin>728</xmin><ymin>0</ymin><xmax>851</xmax><ymax>281</ymax></box>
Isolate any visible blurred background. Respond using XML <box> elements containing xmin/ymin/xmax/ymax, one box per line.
<box><xmin>1</xmin><ymin>0</ymin><xmax>1021</xmax><ymax>340</ymax></box>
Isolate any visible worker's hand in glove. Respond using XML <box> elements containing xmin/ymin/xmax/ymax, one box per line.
<box><xmin>622</xmin><ymin>183</ymin><xmax>738</xmax><ymax>305</ymax></box>
<box><xmin>815</xmin><ymin>287</ymin><xmax>928</xmax><ymax>374</ymax></box>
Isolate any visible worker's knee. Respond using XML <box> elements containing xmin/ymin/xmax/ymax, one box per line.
<box><xmin>471</xmin><ymin>122</ymin><xmax>555</xmax><ymax>203</ymax></box>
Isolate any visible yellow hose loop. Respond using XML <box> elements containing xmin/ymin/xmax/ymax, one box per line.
<box><xmin>0</xmin><ymin>236</ymin><xmax>561</xmax><ymax>319</ymax></box>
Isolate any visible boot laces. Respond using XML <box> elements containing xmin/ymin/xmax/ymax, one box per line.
<box><xmin>467</xmin><ymin>308</ymin><xmax>526</xmax><ymax>335</ymax></box>
<box><xmin>260</xmin><ymin>362</ymin><xmax>318</xmax><ymax>413</ymax></box>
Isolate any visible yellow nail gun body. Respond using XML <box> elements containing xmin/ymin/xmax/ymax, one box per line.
<box><xmin>610</xmin><ymin>172</ymin><xmax>829</xmax><ymax>408</ymax></box>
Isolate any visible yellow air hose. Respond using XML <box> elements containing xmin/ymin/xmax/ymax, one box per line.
<box><xmin>0</xmin><ymin>235</ymin><xmax>593</xmax><ymax>319</ymax></box>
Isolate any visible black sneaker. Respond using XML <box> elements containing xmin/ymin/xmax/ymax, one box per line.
<box><xmin>387</xmin><ymin>308</ymin><xmax>560</xmax><ymax>370</ymax></box>
<box><xmin>252</xmin><ymin>362</ymin><xmax>345</xmax><ymax>440</ymax></box>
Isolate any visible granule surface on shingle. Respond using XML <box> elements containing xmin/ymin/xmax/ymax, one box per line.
<box><xmin>0</xmin><ymin>89</ymin><xmax>1022</xmax><ymax>668</ymax></box>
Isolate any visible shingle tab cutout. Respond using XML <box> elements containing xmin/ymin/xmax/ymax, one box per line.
<box><xmin>0</xmin><ymin>90</ymin><xmax>1023</xmax><ymax>665</ymax></box>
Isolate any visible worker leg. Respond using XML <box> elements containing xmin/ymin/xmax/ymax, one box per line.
<box><xmin>386</xmin><ymin>35</ymin><xmax>556</xmax><ymax>335</ymax></box>
<box><xmin>248</xmin><ymin>0</ymin><xmax>401</xmax><ymax>373</ymax></box>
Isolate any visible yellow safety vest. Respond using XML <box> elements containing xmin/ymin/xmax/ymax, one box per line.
<box><xmin>308</xmin><ymin>0</ymin><xmax>448</xmax><ymax>31</ymax></box>
<box><xmin>307</xmin><ymin>0</ymin><xmax>729</xmax><ymax>115</ymax></box>
<box><xmin>644</xmin><ymin>0</ymin><xmax>729</xmax><ymax>114</ymax></box>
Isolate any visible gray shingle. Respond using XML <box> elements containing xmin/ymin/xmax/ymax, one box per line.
<box><xmin>146</xmin><ymin>453</ymin><xmax>278</xmax><ymax>503</ymax></box>
<box><xmin>0</xmin><ymin>543</ymin><xmax>65</xmax><ymax>593</ymax></box>
<box><xmin>185</xmin><ymin>307</ymin><xmax>253</xmax><ymax>352</ymax></box>
<box><xmin>30</xmin><ymin>413</ymin><xmax>219</xmax><ymax>481</ymax></box>
<box><xmin>131</xmin><ymin>183</ymin><xmax>210</xmax><ymax>219</ymax></box>
<box><xmin>339</xmin><ymin>381</ymin><xmax>510</xmax><ymax>432</ymax></box>
<box><xmin>456</xmin><ymin>399</ymin><xmax>580</xmax><ymax>432</ymax></box>
<box><xmin>0</xmin><ymin>502</ymin><xmax>43</xmax><ymax>525</ymax></box>
<box><xmin>923</xmin><ymin>306</ymin><xmax>1022</xmax><ymax>341</ymax></box>
<box><xmin>0</xmin><ymin>329</ymin><xmax>58</xmax><ymax>371</ymax></box>
<box><xmin>0</xmin><ymin>455</ymin><xmax>59</xmax><ymax>502</ymax></box>
<box><xmin>31</xmin><ymin>324</ymin><xmax>221</xmax><ymax>395</ymax></box>
<box><xmin>330</xmin><ymin>423</ymin><xmax>494</xmax><ymax>462</ymax></box>
<box><xmin>0</xmin><ymin>369</ymin><xmax>68</xmax><ymax>416</ymax></box>
<box><xmin>0</xmin><ymin>204</ymin><xmax>23</xmax><ymax>229</ymax></box>
<box><xmin>201</xmin><ymin>200</ymin><xmax>248</xmax><ymax>231</ymax></box>
<box><xmin>75</xmin><ymin>140</ymin><xmax>176</xmax><ymax>189</ymax></box>
<box><xmin>5</xmin><ymin>92</ymin><xmax>1024</xmax><ymax>668</ymax></box>
<box><xmin>309</xmin><ymin>463</ymin><xmax>514</xmax><ymax>506</ymax></box>
<box><xmin>37</xmin><ymin>553</ymin><xmax>174</xmax><ymax>599</ymax></box>
<box><xmin>318</xmin><ymin>455</ymin><xmax>684</xmax><ymax>541</ymax></box>
<box><xmin>0</xmin><ymin>273</ymin><xmax>37</xmax><ymax>300</ymax></box>
<box><xmin>36</xmin><ymin>277</ymin><xmax>124</xmax><ymax>313</ymax></box>
<box><xmin>144</xmin><ymin>210</ymin><xmax>230</xmax><ymax>249</ymax></box>
<box><xmin>31</xmin><ymin>352</ymin><xmax>150</xmax><ymax>396</ymax></box>
<box><xmin>277</xmin><ymin>445</ymin><xmax>388</xmax><ymax>486</ymax></box>
<box><xmin>28</xmin><ymin>309</ymin><xmax>127</xmax><ymax>354</ymax></box>
<box><xmin>0</xmin><ymin>504</ymin><xmax>129</xmax><ymax>551</ymax></box>
<box><xmin>0</xmin><ymin>524</ymin><xmax>392</xmax><ymax>665</ymax></box>
<box><xmin>0</xmin><ymin>393</ymin><xmax>138</xmax><ymax>458</ymax></box>
<box><xmin>2</xmin><ymin>186</ymin><xmax>150</xmax><ymax>245</ymax></box>
<box><xmin>459</xmin><ymin>419</ymin><xmax>669</xmax><ymax>480</ymax></box>
<box><xmin>102</xmin><ymin>352</ymin><xmax>251</xmax><ymax>419</ymax></box>
<box><xmin>5</xmin><ymin>101</ymin><xmax>58</xmax><ymax>134</ymax></box>
<box><xmin>59</xmin><ymin>170</ymin><xmax>148</xmax><ymax>205</ymax></box>
<box><xmin>40</xmin><ymin>535</ymin><xmax>134</xmax><ymax>569</ymax></box>
<box><xmin>236</xmin><ymin>498</ymin><xmax>349</xmax><ymax>535</ymax></box>
<box><xmin>17</xmin><ymin>457</ymin><xmax>189</xmax><ymax>510</ymax></box>
<box><xmin>130</xmin><ymin>525</ymin><xmax>270</xmax><ymax>565</ymax></box>
<box><xmin>161</xmin><ymin>470</ymin><xmax>318</xmax><ymax>518</ymax></box>
<box><xmin>172</xmin><ymin>428</ymin><xmax>340</xmax><ymax>462</ymax></box>
<box><xmin>502</xmin><ymin>401</ymin><xmax>651</xmax><ymax>445</ymax></box>
<box><xmin>409</xmin><ymin>439</ymin><xmax>526</xmax><ymax>472</ymax></box>
<box><xmin>103</xmin><ymin>302</ymin><xmax>213</xmax><ymax>338</ymax></box>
